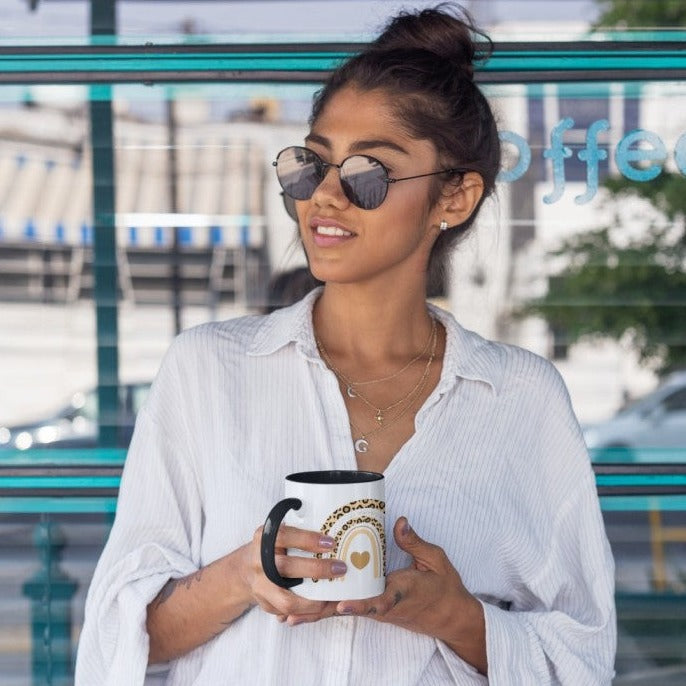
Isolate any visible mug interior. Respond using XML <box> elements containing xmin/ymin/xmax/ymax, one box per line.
<box><xmin>286</xmin><ymin>470</ymin><xmax>383</xmax><ymax>485</ymax></box>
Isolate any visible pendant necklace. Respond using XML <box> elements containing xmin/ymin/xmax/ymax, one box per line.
<box><xmin>316</xmin><ymin>318</ymin><xmax>438</xmax><ymax>453</ymax></box>
<box><xmin>349</xmin><ymin>343</ymin><xmax>436</xmax><ymax>453</ymax></box>
<box><xmin>317</xmin><ymin>317</ymin><xmax>436</xmax><ymax>424</ymax></box>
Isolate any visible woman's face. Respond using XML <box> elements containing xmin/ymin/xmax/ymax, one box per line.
<box><xmin>295</xmin><ymin>86</ymin><xmax>444</xmax><ymax>290</ymax></box>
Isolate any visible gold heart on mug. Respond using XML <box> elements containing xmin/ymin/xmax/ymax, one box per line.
<box><xmin>350</xmin><ymin>551</ymin><xmax>370</xmax><ymax>570</ymax></box>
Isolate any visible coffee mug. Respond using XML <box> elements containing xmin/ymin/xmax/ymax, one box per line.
<box><xmin>261</xmin><ymin>470</ymin><xmax>385</xmax><ymax>600</ymax></box>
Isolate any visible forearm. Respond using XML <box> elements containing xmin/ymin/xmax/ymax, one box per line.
<box><xmin>146</xmin><ymin>545</ymin><xmax>252</xmax><ymax>664</ymax></box>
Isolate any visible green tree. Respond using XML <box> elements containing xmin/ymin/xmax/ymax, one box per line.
<box><xmin>524</xmin><ymin>175</ymin><xmax>686</xmax><ymax>373</ymax></box>
<box><xmin>594</xmin><ymin>0</ymin><xmax>686</xmax><ymax>28</ymax></box>
<box><xmin>523</xmin><ymin>1</ymin><xmax>686</xmax><ymax>375</ymax></box>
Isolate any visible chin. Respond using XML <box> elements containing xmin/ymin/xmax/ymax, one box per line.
<box><xmin>304</xmin><ymin>256</ymin><xmax>338</xmax><ymax>284</ymax></box>
<box><xmin>308</xmin><ymin>266</ymin><xmax>351</xmax><ymax>285</ymax></box>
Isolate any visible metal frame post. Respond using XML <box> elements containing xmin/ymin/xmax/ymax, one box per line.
<box><xmin>89</xmin><ymin>0</ymin><xmax>119</xmax><ymax>447</ymax></box>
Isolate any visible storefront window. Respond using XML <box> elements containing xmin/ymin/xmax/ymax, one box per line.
<box><xmin>0</xmin><ymin>2</ymin><xmax>684</xmax><ymax>681</ymax></box>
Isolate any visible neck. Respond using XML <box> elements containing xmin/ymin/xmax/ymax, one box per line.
<box><xmin>313</xmin><ymin>282</ymin><xmax>435</xmax><ymax>364</ymax></box>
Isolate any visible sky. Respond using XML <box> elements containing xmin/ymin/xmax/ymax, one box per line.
<box><xmin>2</xmin><ymin>0</ymin><xmax>600</xmax><ymax>40</ymax></box>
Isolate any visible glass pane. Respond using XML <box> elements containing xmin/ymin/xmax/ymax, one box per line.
<box><xmin>0</xmin><ymin>512</ymin><xmax>112</xmax><ymax>685</ymax></box>
<box><xmin>603</xmin><ymin>501</ymin><xmax>686</xmax><ymax>681</ymax></box>
<box><xmin>0</xmin><ymin>81</ymin><xmax>98</xmax><ymax>450</ymax></box>
<box><xmin>455</xmin><ymin>79</ymin><xmax>686</xmax><ymax>465</ymax></box>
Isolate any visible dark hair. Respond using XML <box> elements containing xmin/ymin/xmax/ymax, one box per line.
<box><xmin>309</xmin><ymin>2</ymin><xmax>500</xmax><ymax>289</ymax></box>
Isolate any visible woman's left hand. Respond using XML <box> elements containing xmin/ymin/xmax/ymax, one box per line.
<box><xmin>335</xmin><ymin>517</ymin><xmax>487</xmax><ymax>675</ymax></box>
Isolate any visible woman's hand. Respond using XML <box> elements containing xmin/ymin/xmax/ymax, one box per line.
<box><xmin>146</xmin><ymin>524</ymin><xmax>342</xmax><ymax>663</ymax></box>
<box><xmin>238</xmin><ymin>524</ymin><xmax>343</xmax><ymax>625</ymax></box>
<box><xmin>335</xmin><ymin>517</ymin><xmax>487</xmax><ymax>674</ymax></box>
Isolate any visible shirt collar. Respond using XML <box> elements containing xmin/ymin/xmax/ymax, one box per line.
<box><xmin>428</xmin><ymin>303</ymin><xmax>504</xmax><ymax>395</ymax></box>
<box><xmin>247</xmin><ymin>287</ymin><xmax>323</xmax><ymax>362</ymax></box>
<box><xmin>248</xmin><ymin>288</ymin><xmax>503</xmax><ymax>394</ymax></box>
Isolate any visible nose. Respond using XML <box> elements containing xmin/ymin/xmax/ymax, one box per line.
<box><xmin>310</xmin><ymin>163</ymin><xmax>350</xmax><ymax>209</ymax></box>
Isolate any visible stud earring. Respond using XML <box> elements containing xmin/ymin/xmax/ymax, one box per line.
<box><xmin>439</xmin><ymin>220</ymin><xmax>448</xmax><ymax>231</ymax></box>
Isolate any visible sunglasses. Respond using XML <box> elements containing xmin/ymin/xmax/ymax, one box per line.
<box><xmin>280</xmin><ymin>191</ymin><xmax>298</xmax><ymax>222</ymax></box>
<box><xmin>273</xmin><ymin>145</ymin><xmax>467</xmax><ymax>211</ymax></box>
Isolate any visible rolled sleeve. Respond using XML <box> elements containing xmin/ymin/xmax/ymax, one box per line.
<box><xmin>75</xmin><ymin>343</ymin><xmax>203</xmax><ymax>685</ymax></box>
<box><xmin>481</xmin><ymin>482</ymin><xmax>616</xmax><ymax>685</ymax></box>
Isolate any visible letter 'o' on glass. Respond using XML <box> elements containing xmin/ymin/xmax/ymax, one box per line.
<box><xmin>497</xmin><ymin>130</ymin><xmax>531</xmax><ymax>183</ymax></box>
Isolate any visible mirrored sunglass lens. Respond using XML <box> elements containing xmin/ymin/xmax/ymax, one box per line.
<box><xmin>280</xmin><ymin>192</ymin><xmax>298</xmax><ymax>222</ymax></box>
<box><xmin>276</xmin><ymin>147</ymin><xmax>322</xmax><ymax>200</ymax></box>
<box><xmin>340</xmin><ymin>156</ymin><xmax>388</xmax><ymax>209</ymax></box>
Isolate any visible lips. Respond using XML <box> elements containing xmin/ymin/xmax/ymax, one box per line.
<box><xmin>309</xmin><ymin>217</ymin><xmax>356</xmax><ymax>246</ymax></box>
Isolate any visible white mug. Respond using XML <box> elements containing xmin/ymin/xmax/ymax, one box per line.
<box><xmin>261</xmin><ymin>470</ymin><xmax>385</xmax><ymax>601</ymax></box>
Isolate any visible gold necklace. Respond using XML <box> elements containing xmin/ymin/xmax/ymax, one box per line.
<box><xmin>348</xmin><ymin>334</ymin><xmax>437</xmax><ymax>453</ymax></box>
<box><xmin>322</xmin><ymin>324</ymin><xmax>436</xmax><ymax>424</ymax></box>
<box><xmin>343</xmin><ymin>318</ymin><xmax>436</xmax><ymax>389</ymax></box>
<box><xmin>316</xmin><ymin>318</ymin><xmax>437</xmax><ymax>424</ymax></box>
<box><xmin>316</xmin><ymin>320</ymin><xmax>438</xmax><ymax>453</ymax></box>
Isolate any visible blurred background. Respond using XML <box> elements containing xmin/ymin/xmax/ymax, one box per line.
<box><xmin>0</xmin><ymin>1</ymin><xmax>684</xmax><ymax>683</ymax></box>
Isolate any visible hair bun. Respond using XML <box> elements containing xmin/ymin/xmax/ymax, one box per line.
<box><xmin>371</xmin><ymin>4</ymin><xmax>491</xmax><ymax>81</ymax></box>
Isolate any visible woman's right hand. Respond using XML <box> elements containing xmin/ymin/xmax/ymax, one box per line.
<box><xmin>236</xmin><ymin>524</ymin><xmax>346</xmax><ymax>624</ymax></box>
<box><xmin>147</xmin><ymin>524</ymin><xmax>345</xmax><ymax>663</ymax></box>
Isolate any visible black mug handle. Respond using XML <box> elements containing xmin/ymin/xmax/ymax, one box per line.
<box><xmin>260</xmin><ymin>497</ymin><xmax>303</xmax><ymax>589</ymax></box>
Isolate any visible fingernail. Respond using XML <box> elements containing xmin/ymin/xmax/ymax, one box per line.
<box><xmin>331</xmin><ymin>561</ymin><xmax>347</xmax><ymax>576</ymax></box>
<box><xmin>289</xmin><ymin>618</ymin><xmax>304</xmax><ymax>626</ymax></box>
<box><xmin>338</xmin><ymin>606</ymin><xmax>354</xmax><ymax>615</ymax></box>
<box><xmin>319</xmin><ymin>535</ymin><xmax>335</xmax><ymax>549</ymax></box>
<box><xmin>401</xmin><ymin>519</ymin><xmax>411</xmax><ymax>535</ymax></box>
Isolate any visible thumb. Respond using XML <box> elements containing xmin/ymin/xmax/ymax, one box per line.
<box><xmin>393</xmin><ymin>517</ymin><xmax>427</xmax><ymax>554</ymax></box>
<box><xmin>394</xmin><ymin>517</ymin><xmax>443</xmax><ymax>572</ymax></box>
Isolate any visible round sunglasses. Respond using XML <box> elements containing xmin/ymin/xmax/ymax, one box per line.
<box><xmin>280</xmin><ymin>191</ymin><xmax>298</xmax><ymax>222</ymax></box>
<box><xmin>273</xmin><ymin>146</ymin><xmax>467</xmax><ymax>211</ymax></box>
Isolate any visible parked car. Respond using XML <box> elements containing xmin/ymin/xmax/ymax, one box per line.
<box><xmin>0</xmin><ymin>382</ymin><xmax>151</xmax><ymax>451</ymax></box>
<box><xmin>584</xmin><ymin>371</ymin><xmax>686</xmax><ymax>462</ymax></box>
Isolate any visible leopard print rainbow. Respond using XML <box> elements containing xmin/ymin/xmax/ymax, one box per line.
<box><xmin>315</xmin><ymin>498</ymin><xmax>385</xmax><ymax>580</ymax></box>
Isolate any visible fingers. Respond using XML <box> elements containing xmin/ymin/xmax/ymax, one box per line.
<box><xmin>275</xmin><ymin>553</ymin><xmax>347</xmax><ymax>582</ymax></box>
<box><xmin>393</xmin><ymin>517</ymin><xmax>448</xmax><ymax>573</ymax></box>
<box><xmin>335</xmin><ymin>584</ymin><xmax>405</xmax><ymax>619</ymax></box>
<box><xmin>283</xmin><ymin>602</ymin><xmax>339</xmax><ymax>626</ymax></box>
<box><xmin>254</xmin><ymin>524</ymin><xmax>336</xmax><ymax>555</ymax></box>
<box><xmin>252</xmin><ymin>575</ymin><xmax>328</xmax><ymax>617</ymax></box>
<box><xmin>247</xmin><ymin>524</ymin><xmax>346</xmax><ymax>625</ymax></box>
<box><xmin>254</xmin><ymin>523</ymin><xmax>346</xmax><ymax>583</ymax></box>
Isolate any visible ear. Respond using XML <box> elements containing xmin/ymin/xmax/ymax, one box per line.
<box><xmin>431</xmin><ymin>171</ymin><xmax>485</xmax><ymax>232</ymax></box>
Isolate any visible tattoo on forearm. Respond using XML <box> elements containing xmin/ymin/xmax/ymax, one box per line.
<box><xmin>152</xmin><ymin>570</ymin><xmax>203</xmax><ymax>608</ymax></box>
<box><xmin>153</xmin><ymin>579</ymin><xmax>177</xmax><ymax>607</ymax></box>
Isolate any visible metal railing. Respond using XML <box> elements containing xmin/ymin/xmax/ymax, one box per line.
<box><xmin>1</xmin><ymin>452</ymin><xmax>686</xmax><ymax>684</ymax></box>
<box><xmin>1</xmin><ymin>38</ymin><xmax>686</xmax><ymax>84</ymax></box>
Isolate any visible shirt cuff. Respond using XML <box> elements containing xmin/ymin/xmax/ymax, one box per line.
<box><xmin>435</xmin><ymin>638</ymin><xmax>488</xmax><ymax>684</ymax></box>
<box><xmin>480</xmin><ymin>599</ymin><xmax>551</xmax><ymax>685</ymax></box>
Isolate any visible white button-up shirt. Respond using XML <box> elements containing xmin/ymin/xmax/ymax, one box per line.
<box><xmin>76</xmin><ymin>289</ymin><xmax>616</xmax><ymax>685</ymax></box>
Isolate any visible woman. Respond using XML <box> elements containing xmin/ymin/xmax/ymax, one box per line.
<box><xmin>76</xmin><ymin>4</ymin><xmax>616</xmax><ymax>684</ymax></box>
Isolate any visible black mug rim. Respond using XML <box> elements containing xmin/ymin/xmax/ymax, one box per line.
<box><xmin>286</xmin><ymin>469</ymin><xmax>383</xmax><ymax>485</ymax></box>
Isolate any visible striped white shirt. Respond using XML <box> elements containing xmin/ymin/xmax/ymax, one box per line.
<box><xmin>76</xmin><ymin>289</ymin><xmax>616</xmax><ymax>685</ymax></box>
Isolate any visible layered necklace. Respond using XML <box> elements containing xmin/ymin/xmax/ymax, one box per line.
<box><xmin>316</xmin><ymin>317</ymin><xmax>437</xmax><ymax>454</ymax></box>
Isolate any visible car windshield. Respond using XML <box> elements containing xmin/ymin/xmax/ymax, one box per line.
<box><xmin>615</xmin><ymin>375</ymin><xmax>686</xmax><ymax>418</ymax></box>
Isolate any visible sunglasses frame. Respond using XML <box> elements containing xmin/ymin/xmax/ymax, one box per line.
<box><xmin>273</xmin><ymin>145</ymin><xmax>469</xmax><ymax>211</ymax></box>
